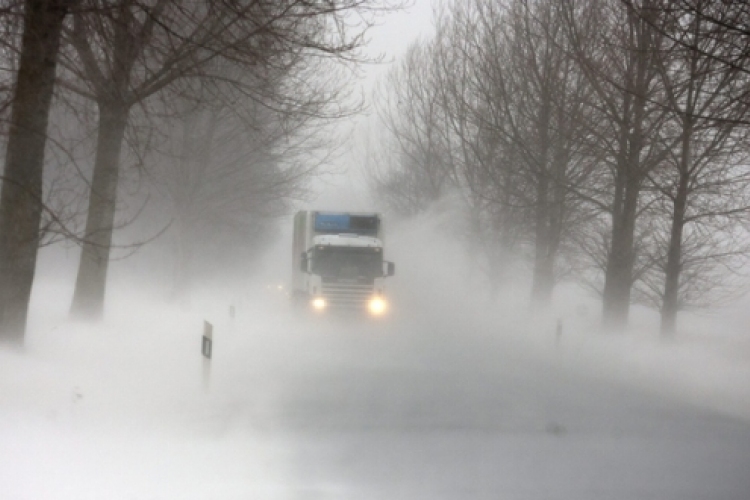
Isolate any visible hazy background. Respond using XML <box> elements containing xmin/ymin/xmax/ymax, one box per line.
<box><xmin>3</xmin><ymin>1</ymin><xmax>750</xmax><ymax>498</ymax></box>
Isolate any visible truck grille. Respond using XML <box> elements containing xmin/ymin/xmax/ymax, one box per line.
<box><xmin>321</xmin><ymin>280</ymin><xmax>374</xmax><ymax>308</ymax></box>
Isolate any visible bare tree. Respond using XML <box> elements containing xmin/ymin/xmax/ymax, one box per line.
<box><xmin>369</xmin><ymin>0</ymin><xmax>750</xmax><ymax>334</ymax></box>
<box><xmin>431</xmin><ymin>0</ymin><xmax>593</xmax><ymax>303</ymax></box>
<box><xmin>0</xmin><ymin>0</ymin><xmax>75</xmax><ymax>343</ymax></box>
<box><xmin>603</xmin><ymin>2</ymin><xmax>750</xmax><ymax>335</ymax></box>
<box><xmin>369</xmin><ymin>40</ymin><xmax>457</xmax><ymax>216</ymax></box>
<box><xmin>653</xmin><ymin>3</ymin><xmax>750</xmax><ymax>333</ymax></box>
<box><xmin>624</xmin><ymin>0</ymin><xmax>750</xmax><ymax>85</ymax></box>
<box><xmin>366</xmin><ymin>0</ymin><xmax>750</xmax><ymax>340</ymax></box>
<box><xmin>431</xmin><ymin>0</ymin><xmax>528</xmax><ymax>295</ymax></box>
<box><xmin>146</xmin><ymin>68</ymin><xmax>330</xmax><ymax>300</ymax></box>
<box><xmin>58</xmin><ymin>0</ymin><xmax>398</xmax><ymax>319</ymax></box>
<box><xmin>561</xmin><ymin>0</ymin><xmax>677</xmax><ymax>330</ymax></box>
<box><xmin>0</xmin><ymin>1</ymin><xmax>23</xmax><ymax>125</ymax></box>
<box><xmin>481</xmin><ymin>0</ymin><xmax>593</xmax><ymax>305</ymax></box>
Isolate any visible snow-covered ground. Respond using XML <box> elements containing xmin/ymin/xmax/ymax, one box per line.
<box><xmin>2</xmin><ymin>217</ymin><xmax>750</xmax><ymax>499</ymax></box>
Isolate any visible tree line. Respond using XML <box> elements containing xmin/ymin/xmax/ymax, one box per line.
<box><xmin>370</xmin><ymin>0</ymin><xmax>750</xmax><ymax>334</ymax></box>
<box><xmin>0</xmin><ymin>0</ymin><xmax>399</xmax><ymax>345</ymax></box>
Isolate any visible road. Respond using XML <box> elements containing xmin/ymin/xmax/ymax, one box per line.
<box><xmin>207</xmin><ymin>299</ymin><xmax>750</xmax><ymax>500</ymax></box>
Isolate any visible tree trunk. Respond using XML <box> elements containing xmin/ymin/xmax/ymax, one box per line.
<box><xmin>487</xmin><ymin>209</ymin><xmax>509</xmax><ymax>299</ymax></box>
<box><xmin>601</xmin><ymin>12</ymin><xmax>653</xmax><ymax>332</ymax></box>
<box><xmin>69</xmin><ymin>101</ymin><xmax>129</xmax><ymax>320</ymax></box>
<box><xmin>537</xmin><ymin>145</ymin><xmax>568</xmax><ymax>308</ymax></box>
<box><xmin>531</xmin><ymin>172</ymin><xmax>553</xmax><ymax>305</ymax></box>
<box><xmin>531</xmin><ymin>97</ymin><xmax>552</xmax><ymax>307</ymax></box>
<box><xmin>0</xmin><ymin>0</ymin><xmax>71</xmax><ymax>343</ymax></box>
<box><xmin>603</xmin><ymin>116</ymin><xmax>642</xmax><ymax>332</ymax></box>
<box><xmin>602</xmin><ymin>173</ymin><xmax>639</xmax><ymax>331</ymax></box>
<box><xmin>660</xmin><ymin>181</ymin><xmax>687</xmax><ymax>335</ymax></box>
<box><xmin>661</xmin><ymin>121</ymin><xmax>692</xmax><ymax>336</ymax></box>
<box><xmin>603</xmin><ymin>120</ymin><xmax>642</xmax><ymax>331</ymax></box>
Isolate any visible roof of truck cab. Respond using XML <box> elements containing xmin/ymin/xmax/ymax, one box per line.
<box><xmin>312</xmin><ymin>234</ymin><xmax>383</xmax><ymax>248</ymax></box>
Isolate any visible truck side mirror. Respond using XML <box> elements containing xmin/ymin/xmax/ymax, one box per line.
<box><xmin>300</xmin><ymin>252</ymin><xmax>308</xmax><ymax>273</ymax></box>
<box><xmin>385</xmin><ymin>261</ymin><xmax>395</xmax><ymax>277</ymax></box>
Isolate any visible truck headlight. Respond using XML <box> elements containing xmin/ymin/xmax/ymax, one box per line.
<box><xmin>368</xmin><ymin>296</ymin><xmax>387</xmax><ymax>315</ymax></box>
<box><xmin>311</xmin><ymin>297</ymin><xmax>327</xmax><ymax>311</ymax></box>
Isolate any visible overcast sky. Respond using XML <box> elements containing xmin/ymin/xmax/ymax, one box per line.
<box><xmin>364</xmin><ymin>0</ymin><xmax>436</xmax><ymax>75</ymax></box>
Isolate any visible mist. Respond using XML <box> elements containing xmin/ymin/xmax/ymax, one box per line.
<box><xmin>3</xmin><ymin>0</ymin><xmax>750</xmax><ymax>498</ymax></box>
<box><xmin>3</xmin><ymin>201</ymin><xmax>750</xmax><ymax>498</ymax></box>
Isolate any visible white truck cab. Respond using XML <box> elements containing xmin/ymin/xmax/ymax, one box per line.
<box><xmin>292</xmin><ymin>211</ymin><xmax>395</xmax><ymax>315</ymax></box>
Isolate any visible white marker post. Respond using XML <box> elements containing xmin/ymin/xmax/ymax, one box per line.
<box><xmin>202</xmin><ymin>320</ymin><xmax>213</xmax><ymax>391</ymax></box>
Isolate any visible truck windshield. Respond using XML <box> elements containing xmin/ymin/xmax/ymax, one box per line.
<box><xmin>311</xmin><ymin>246</ymin><xmax>383</xmax><ymax>279</ymax></box>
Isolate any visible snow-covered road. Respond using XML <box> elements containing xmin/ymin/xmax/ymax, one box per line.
<box><xmin>3</xmin><ymin>286</ymin><xmax>750</xmax><ymax>499</ymax></box>
<box><xmin>214</xmin><ymin>306</ymin><xmax>750</xmax><ymax>500</ymax></box>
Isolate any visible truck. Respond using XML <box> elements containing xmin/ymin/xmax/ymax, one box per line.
<box><xmin>291</xmin><ymin>210</ymin><xmax>395</xmax><ymax>316</ymax></box>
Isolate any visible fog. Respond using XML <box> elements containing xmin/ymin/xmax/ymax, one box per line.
<box><xmin>2</xmin><ymin>204</ymin><xmax>750</xmax><ymax>499</ymax></box>
<box><xmin>4</xmin><ymin>1</ymin><xmax>750</xmax><ymax>497</ymax></box>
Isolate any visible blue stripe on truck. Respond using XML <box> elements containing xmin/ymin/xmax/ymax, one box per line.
<box><xmin>314</xmin><ymin>213</ymin><xmax>351</xmax><ymax>232</ymax></box>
